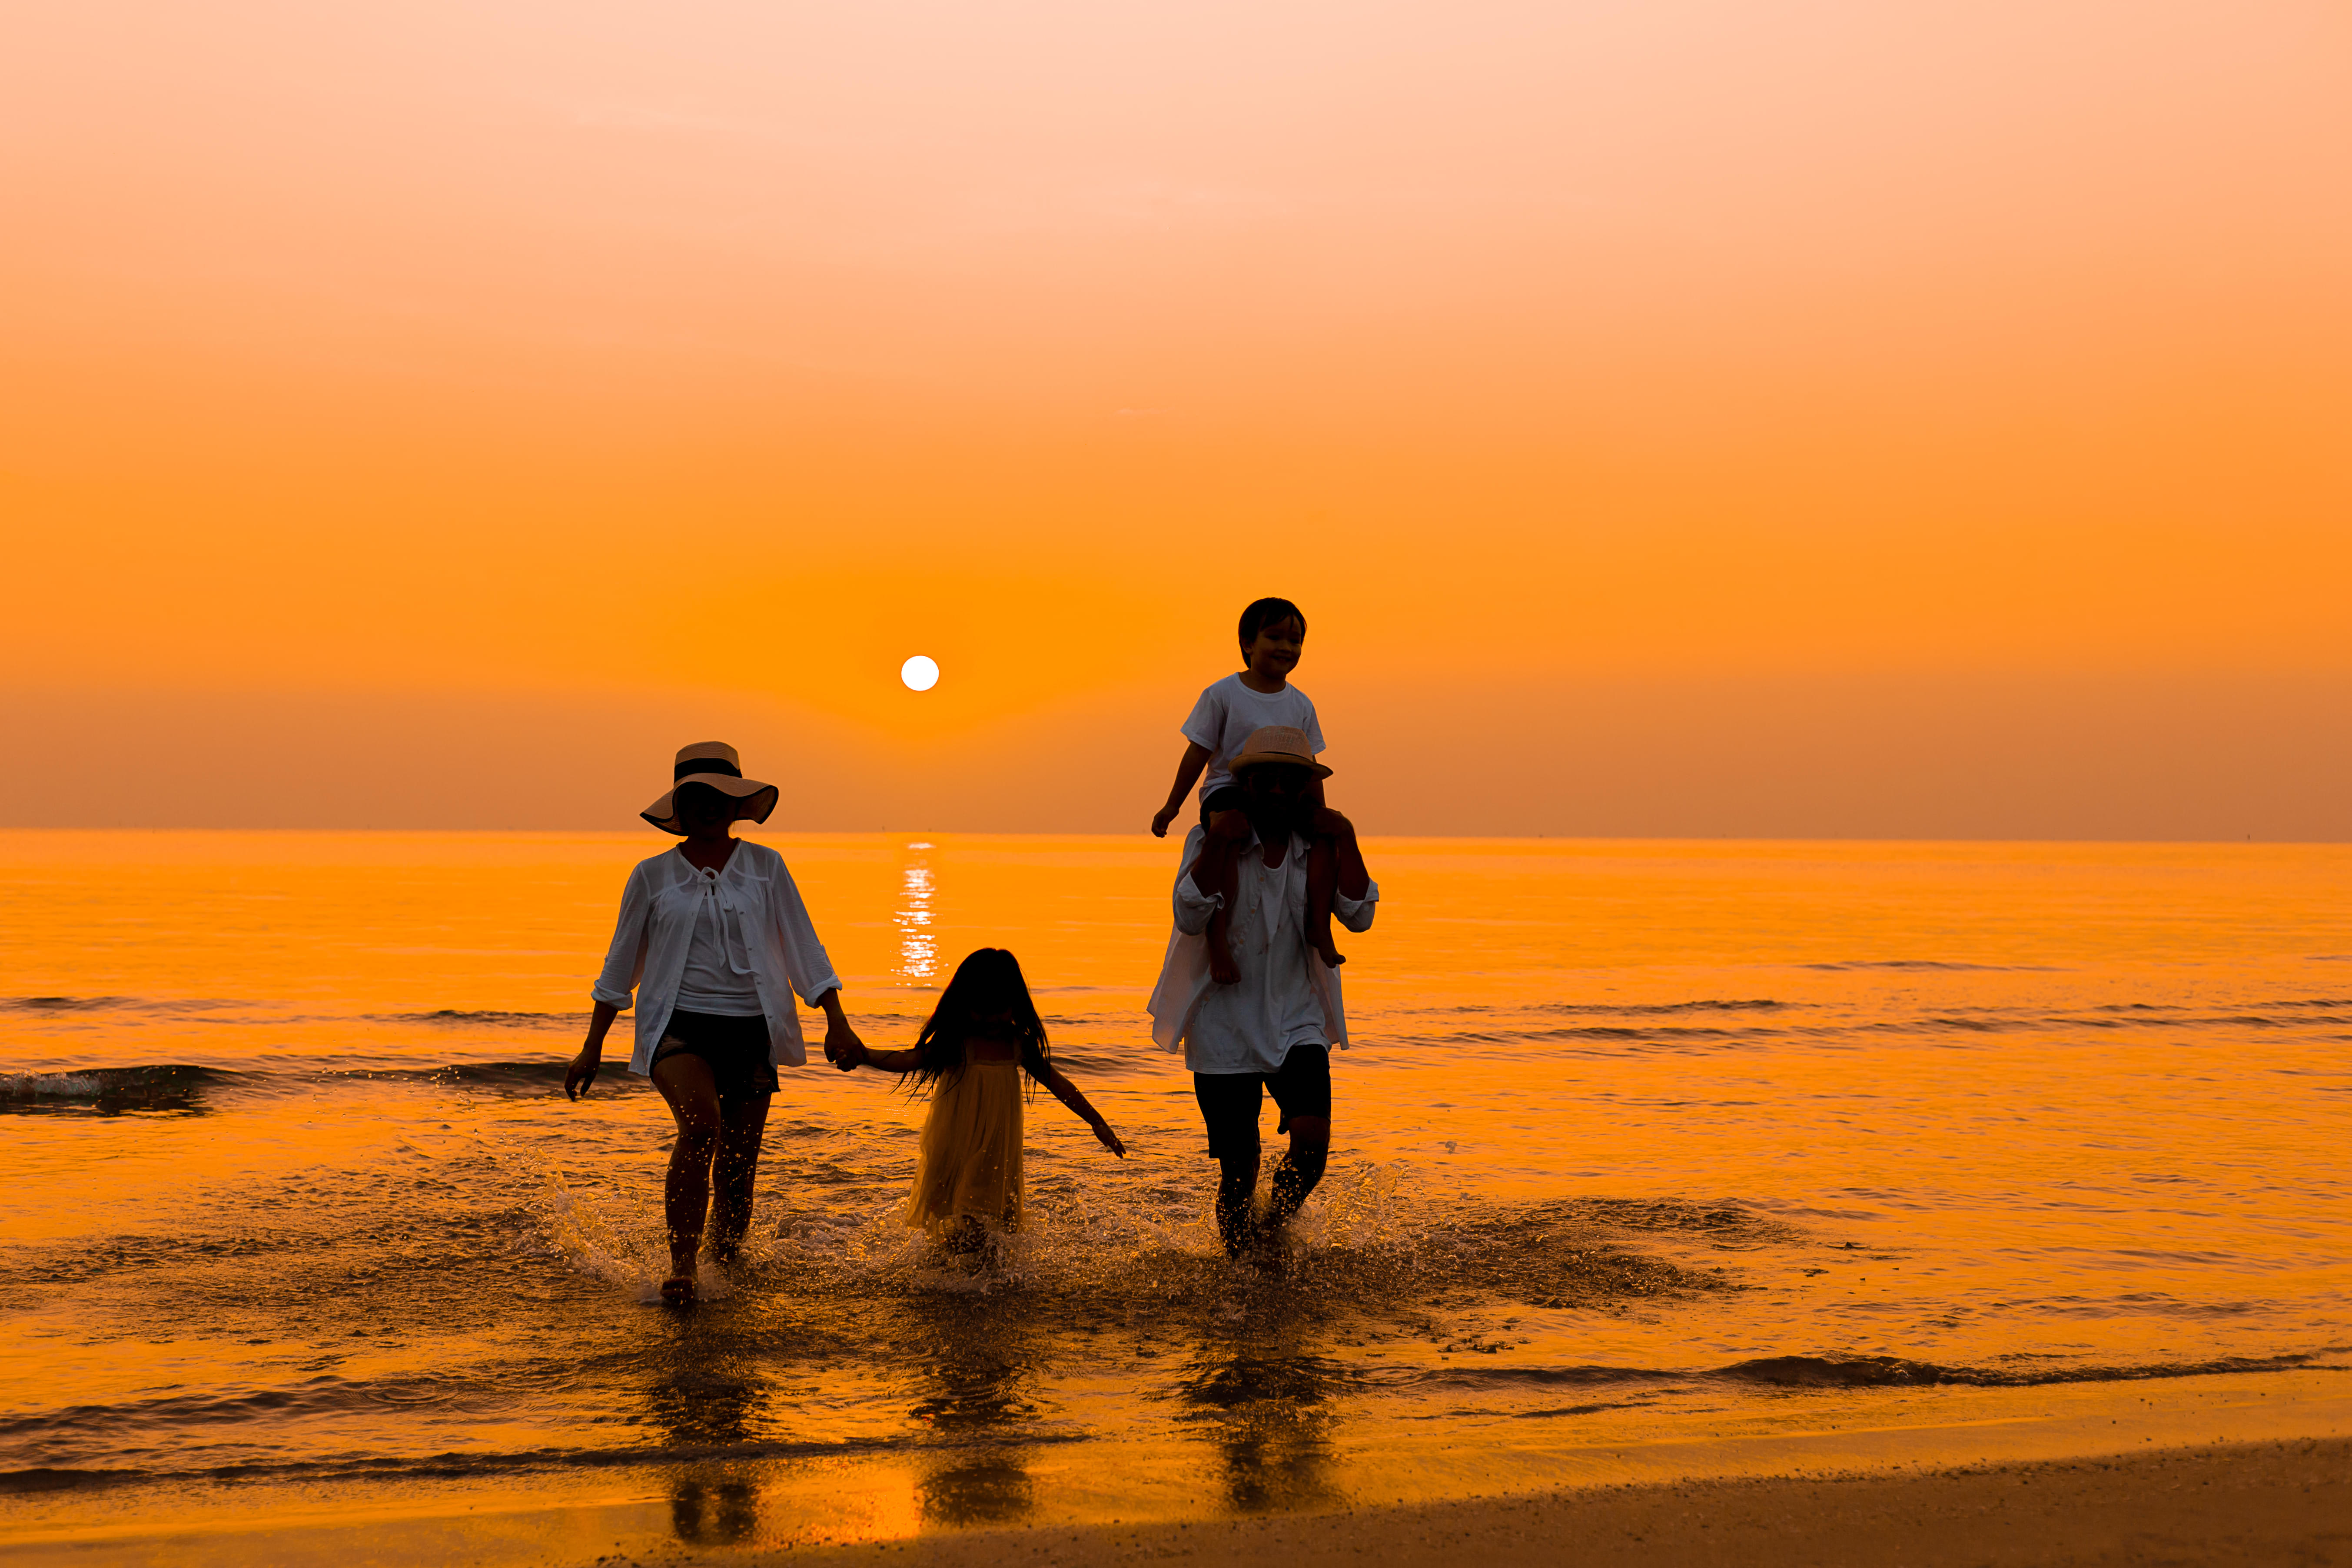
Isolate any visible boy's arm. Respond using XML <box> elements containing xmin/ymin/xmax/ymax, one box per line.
<box><xmin>1151</xmin><ymin>743</ymin><xmax>1214</xmax><ymax>838</ymax></box>
<box><xmin>1036</xmin><ymin>1062</ymin><xmax>1126</xmax><ymax>1156</ymax></box>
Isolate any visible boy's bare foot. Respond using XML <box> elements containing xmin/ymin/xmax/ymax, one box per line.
<box><xmin>660</xmin><ymin>1274</ymin><xmax>698</xmax><ymax>1306</ymax></box>
<box><xmin>1208</xmin><ymin>935</ymin><xmax>1243</xmax><ymax>985</ymax></box>
<box><xmin>1310</xmin><ymin>937</ymin><xmax>1347</xmax><ymax>969</ymax></box>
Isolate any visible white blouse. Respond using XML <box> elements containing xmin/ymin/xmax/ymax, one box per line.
<box><xmin>591</xmin><ymin>842</ymin><xmax>844</xmax><ymax>1074</ymax></box>
<box><xmin>674</xmin><ymin>874</ymin><xmax>764</xmax><ymax>1016</ymax></box>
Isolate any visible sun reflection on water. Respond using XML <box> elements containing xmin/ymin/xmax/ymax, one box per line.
<box><xmin>896</xmin><ymin>845</ymin><xmax>937</xmax><ymax>982</ymax></box>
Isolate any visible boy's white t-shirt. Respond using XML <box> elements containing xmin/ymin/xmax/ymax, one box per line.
<box><xmin>1181</xmin><ymin>673</ymin><xmax>1325</xmax><ymax>801</ymax></box>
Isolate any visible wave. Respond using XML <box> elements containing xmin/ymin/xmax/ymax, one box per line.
<box><xmin>1714</xmin><ymin>1350</ymin><xmax>2336</xmax><ymax>1389</ymax></box>
<box><xmin>0</xmin><ymin>1064</ymin><xmax>239</xmax><ymax>1110</ymax></box>
<box><xmin>1385</xmin><ymin>1349</ymin><xmax>2340</xmax><ymax>1396</ymax></box>
<box><xmin>1447</xmin><ymin>1025</ymin><xmax>1769</xmax><ymax>1046</ymax></box>
<box><xmin>1407</xmin><ymin>999</ymin><xmax>1784</xmax><ymax>1018</ymax></box>
<box><xmin>1</xmin><ymin>995</ymin><xmax>132</xmax><ymax>1012</ymax></box>
<box><xmin>1801</xmin><ymin>961</ymin><xmax>2058</xmax><ymax>973</ymax></box>
<box><xmin>0</xmin><ymin>996</ymin><xmax>259</xmax><ymax>1015</ymax></box>
<box><xmin>418</xmin><ymin>1060</ymin><xmax>632</xmax><ymax>1090</ymax></box>
<box><xmin>376</xmin><ymin>1009</ymin><xmax>582</xmax><ymax>1029</ymax></box>
<box><xmin>0</xmin><ymin>1427</ymin><xmax>1089</xmax><ymax>1495</ymax></box>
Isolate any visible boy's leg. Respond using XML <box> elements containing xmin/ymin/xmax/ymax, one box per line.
<box><xmin>1203</xmin><ymin>807</ymin><xmax>1252</xmax><ymax>985</ymax></box>
<box><xmin>652</xmin><ymin>1053</ymin><xmax>726</xmax><ymax>1303</ymax></box>
<box><xmin>1306</xmin><ymin>804</ymin><xmax>1362</xmax><ymax>969</ymax></box>
<box><xmin>1306</xmin><ymin>831</ymin><xmax>1344</xmax><ymax>969</ymax></box>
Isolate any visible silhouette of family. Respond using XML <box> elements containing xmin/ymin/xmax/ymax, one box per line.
<box><xmin>564</xmin><ymin>598</ymin><xmax>1376</xmax><ymax>1305</ymax></box>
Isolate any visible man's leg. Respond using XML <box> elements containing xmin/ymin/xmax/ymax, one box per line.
<box><xmin>1215</xmin><ymin>1151</ymin><xmax>1261</xmax><ymax>1257</ymax></box>
<box><xmin>1261</xmin><ymin>1045</ymin><xmax>1333</xmax><ymax>1236</ymax></box>
<box><xmin>1195</xmin><ymin>1071</ymin><xmax>1264</xmax><ymax>1257</ymax></box>
<box><xmin>1264</xmin><ymin>1118</ymin><xmax>1329</xmax><ymax>1231</ymax></box>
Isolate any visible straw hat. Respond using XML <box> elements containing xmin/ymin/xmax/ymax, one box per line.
<box><xmin>1226</xmin><ymin>725</ymin><xmax>1332</xmax><ymax>779</ymax></box>
<box><xmin>641</xmin><ymin>742</ymin><xmax>780</xmax><ymax>835</ymax></box>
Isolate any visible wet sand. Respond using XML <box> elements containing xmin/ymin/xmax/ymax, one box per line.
<box><xmin>795</xmin><ymin>1438</ymin><xmax>2352</xmax><ymax>1568</ymax></box>
<box><xmin>13</xmin><ymin>1438</ymin><xmax>2345</xmax><ymax>1566</ymax></box>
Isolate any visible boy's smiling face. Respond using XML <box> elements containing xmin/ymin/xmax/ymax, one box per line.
<box><xmin>1241</xmin><ymin>617</ymin><xmax>1305</xmax><ymax>683</ymax></box>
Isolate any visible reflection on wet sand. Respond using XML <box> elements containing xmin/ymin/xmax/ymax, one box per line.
<box><xmin>646</xmin><ymin>1334</ymin><xmax>770</xmax><ymax>1546</ymax></box>
<box><xmin>902</xmin><ymin>1293</ymin><xmax>1046</xmax><ymax>1527</ymax></box>
<box><xmin>670</xmin><ymin>1475</ymin><xmax>761</xmax><ymax>1547</ymax></box>
<box><xmin>1179</xmin><ymin>1328</ymin><xmax>1344</xmax><ymax>1515</ymax></box>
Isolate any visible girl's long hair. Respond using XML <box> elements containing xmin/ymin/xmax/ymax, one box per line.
<box><xmin>907</xmin><ymin>948</ymin><xmax>1050</xmax><ymax>1091</ymax></box>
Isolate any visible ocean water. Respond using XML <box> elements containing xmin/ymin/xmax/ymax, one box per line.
<box><xmin>3</xmin><ymin>831</ymin><xmax>2349</xmax><ymax>1553</ymax></box>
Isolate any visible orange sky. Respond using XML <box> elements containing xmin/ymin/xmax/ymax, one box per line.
<box><xmin>3</xmin><ymin>0</ymin><xmax>2347</xmax><ymax>836</ymax></box>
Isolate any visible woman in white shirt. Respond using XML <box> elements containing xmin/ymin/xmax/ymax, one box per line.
<box><xmin>565</xmin><ymin>742</ymin><xmax>864</xmax><ymax>1306</ymax></box>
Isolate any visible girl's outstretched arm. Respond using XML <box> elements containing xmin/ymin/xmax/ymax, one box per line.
<box><xmin>840</xmin><ymin>1042</ymin><xmax>924</xmax><ymax>1073</ymax></box>
<box><xmin>1034</xmin><ymin>1062</ymin><xmax>1126</xmax><ymax>1157</ymax></box>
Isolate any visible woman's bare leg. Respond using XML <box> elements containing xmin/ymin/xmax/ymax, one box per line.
<box><xmin>708</xmin><ymin>1090</ymin><xmax>772</xmax><ymax>1266</ymax></box>
<box><xmin>652</xmin><ymin>1053</ymin><xmax>724</xmax><ymax>1303</ymax></box>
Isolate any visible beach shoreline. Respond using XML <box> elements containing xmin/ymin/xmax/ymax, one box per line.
<box><xmin>8</xmin><ymin>1437</ymin><xmax>2345</xmax><ymax>1567</ymax></box>
<box><xmin>791</xmin><ymin>1438</ymin><xmax>2352</xmax><ymax>1568</ymax></box>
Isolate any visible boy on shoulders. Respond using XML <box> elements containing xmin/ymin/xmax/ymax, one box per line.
<box><xmin>1151</xmin><ymin>597</ymin><xmax>1351</xmax><ymax>980</ymax></box>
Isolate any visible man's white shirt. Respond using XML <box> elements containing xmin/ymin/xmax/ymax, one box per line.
<box><xmin>1148</xmin><ymin>822</ymin><xmax>1379</xmax><ymax>1073</ymax></box>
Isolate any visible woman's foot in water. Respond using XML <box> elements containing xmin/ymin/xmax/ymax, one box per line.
<box><xmin>662</xmin><ymin>1240</ymin><xmax>703</xmax><ymax>1305</ymax></box>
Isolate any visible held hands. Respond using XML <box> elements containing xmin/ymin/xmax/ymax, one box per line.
<box><xmin>564</xmin><ymin>1049</ymin><xmax>601</xmax><ymax>1101</ymax></box>
<box><xmin>823</xmin><ymin>1012</ymin><xmax>867</xmax><ymax>1070</ymax></box>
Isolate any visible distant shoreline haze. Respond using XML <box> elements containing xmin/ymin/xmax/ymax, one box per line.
<box><xmin>2</xmin><ymin>669</ymin><xmax>2346</xmax><ymax>839</ymax></box>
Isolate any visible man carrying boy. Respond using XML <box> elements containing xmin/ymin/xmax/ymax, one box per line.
<box><xmin>1147</xmin><ymin>726</ymin><xmax>1379</xmax><ymax>1259</ymax></box>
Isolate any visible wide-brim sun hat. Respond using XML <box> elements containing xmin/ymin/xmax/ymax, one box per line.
<box><xmin>641</xmin><ymin>742</ymin><xmax>780</xmax><ymax>835</ymax></box>
<box><xmin>1226</xmin><ymin>725</ymin><xmax>1332</xmax><ymax>779</ymax></box>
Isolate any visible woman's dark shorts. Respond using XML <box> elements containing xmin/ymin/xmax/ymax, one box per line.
<box><xmin>1193</xmin><ymin>1044</ymin><xmax>1331</xmax><ymax>1161</ymax></box>
<box><xmin>651</xmin><ymin>1009</ymin><xmax>778</xmax><ymax>1101</ymax></box>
